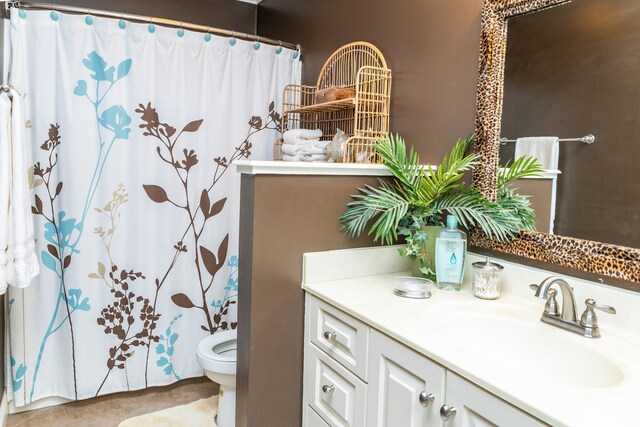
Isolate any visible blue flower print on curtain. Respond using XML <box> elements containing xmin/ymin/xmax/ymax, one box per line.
<box><xmin>29</xmin><ymin>51</ymin><xmax>132</xmax><ymax>403</ymax></box>
<box><xmin>98</xmin><ymin>106</ymin><xmax>132</xmax><ymax>140</ymax></box>
<box><xmin>155</xmin><ymin>314</ymin><xmax>184</xmax><ymax>381</ymax></box>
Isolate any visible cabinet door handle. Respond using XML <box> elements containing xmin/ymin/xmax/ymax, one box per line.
<box><xmin>322</xmin><ymin>384</ymin><xmax>335</xmax><ymax>394</ymax></box>
<box><xmin>323</xmin><ymin>331</ymin><xmax>337</xmax><ymax>340</ymax></box>
<box><xmin>440</xmin><ymin>404</ymin><xmax>457</xmax><ymax>421</ymax></box>
<box><xmin>418</xmin><ymin>391</ymin><xmax>435</xmax><ymax>407</ymax></box>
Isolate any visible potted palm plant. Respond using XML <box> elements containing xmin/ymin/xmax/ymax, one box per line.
<box><xmin>340</xmin><ymin>134</ymin><xmax>543</xmax><ymax>279</ymax></box>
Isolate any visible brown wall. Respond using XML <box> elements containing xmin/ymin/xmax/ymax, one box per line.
<box><xmin>238</xmin><ymin>174</ymin><xmax>380</xmax><ymax>427</ymax></box>
<box><xmin>257</xmin><ymin>0</ymin><xmax>483</xmax><ymax>164</ymax></box>
<box><xmin>53</xmin><ymin>0</ymin><xmax>257</xmax><ymax>34</ymax></box>
<box><xmin>500</xmin><ymin>0</ymin><xmax>640</xmax><ymax>248</ymax></box>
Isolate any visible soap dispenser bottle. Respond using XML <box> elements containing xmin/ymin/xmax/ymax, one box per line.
<box><xmin>435</xmin><ymin>215</ymin><xmax>467</xmax><ymax>291</ymax></box>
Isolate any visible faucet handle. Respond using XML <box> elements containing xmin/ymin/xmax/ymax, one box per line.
<box><xmin>585</xmin><ymin>299</ymin><xmax>616</xmax><ymax>315</ymax></box>
<box><xmin>580</xmin><ymin>299</ymin><xmax>616</xmax><ymax>334</ymax></box>
<box><xmin>530</xmin><ymin>284</ymin><xmax>559</xmax><ymax>316</ymax></box>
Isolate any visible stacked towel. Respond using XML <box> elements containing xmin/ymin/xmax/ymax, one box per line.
<box><xmin>282</xmin><ymin>129</ymin><xmax>328</xmax><ymax>162</ymax></box>
<box><xmin>283</xmin><ymin>129</ymin><xmax>323</xmax><ymax>145</ymax></box>
<box><xmin>0</xmin><ymin>89</ymin><xmax>39</xmax><ymax>294</ymax></box>
<box><xmin>282</xmin><ymin>144</ymin><xmax>325</xmax><ymax>156</ymax></box>
<box><xmin>283</xmin><ymin>154</ymin><xmax>327</xmax><ymax>162</ymax></box>
<box><xmin>514</xmin><ymin>136</ymin><xmax>559</xmax><ymax>170</ymax></box>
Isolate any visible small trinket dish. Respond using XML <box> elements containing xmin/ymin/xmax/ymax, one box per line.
<box><xmin>393</xmin><ymin>276</ymin><xmax>433</xmax><ymax>299</ymax></box>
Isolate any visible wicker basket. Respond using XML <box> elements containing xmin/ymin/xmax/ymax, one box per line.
<box><xmin>275</xmin><ymin>42</ymin><xmax>392</xmax><ymax>163</ymax></box>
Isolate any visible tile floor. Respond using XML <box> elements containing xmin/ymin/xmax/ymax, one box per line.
<box><xmin>7</xmin><ymin>377</ymin><xmax>218</xmax><ymax>427</ymax></box>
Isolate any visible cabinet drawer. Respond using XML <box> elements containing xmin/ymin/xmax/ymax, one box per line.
<box><xmin>309</xmin><ymin>296</ymin><xmax>369</xmax><ymax>380</ymax></box>
<box><xmin>304</xmin><ymin>343</ymin><xmax>367</xmax><ymax>427</ymax></box>
<box><xmin>305</xmin><ymin>405</ymin><xmax>331</xmax><ymax>427</ymax></box>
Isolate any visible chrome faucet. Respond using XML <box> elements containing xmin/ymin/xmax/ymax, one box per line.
<box><xmin>530</xmin><ymin>276</ymin><xmax>616</xmax><ymax>338</ymax></box>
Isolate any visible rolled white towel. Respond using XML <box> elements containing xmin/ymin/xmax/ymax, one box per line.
<box><xmin>282</xmin><ymin>143</ymin><xmax>325</xmax><ymax>156</ymax></box>
<box><xmin>283</xmin><ymin>129</ymin><xmax>323</xmax><ymax>145</ymax></box>
<box><xmin>305</xmin><ymin>140</ymin><xmax>329</xmax><ymax>150</ymax></box>
<box><xmin>307</xmin><ymin>154</ymin><xmax>327</xmax><ymax>162</ymax></box>
<box><xmin>282</xmin><ymin>153</ymin><xmax>327</xmax><ymax>162</ymax></box>
<box><xmin>282</xmin><ymin>154</ymin><xmax>303</xmax><ymax>162</ymax></box>
<box><xmin>285</xmin><ymin>139</ymin><xmax>328</xmax><ymax>149</ymax></box>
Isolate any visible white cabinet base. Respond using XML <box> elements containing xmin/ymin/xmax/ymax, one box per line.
<box><xmin>303</xmin><ymin>294</ymin><xmax>545</xmax><ymax>427</ymax></box>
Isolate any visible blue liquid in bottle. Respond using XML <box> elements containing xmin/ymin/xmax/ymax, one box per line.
<box><xmin>435</xmin><ymin>215</ymin><xmax>467</xmax><ymax>291</ymax></box>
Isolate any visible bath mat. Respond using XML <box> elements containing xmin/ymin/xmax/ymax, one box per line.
<box><xmin>118</xmin><ymin>395</ymin><xmax>218</xmax><ymax>427</ymax></box>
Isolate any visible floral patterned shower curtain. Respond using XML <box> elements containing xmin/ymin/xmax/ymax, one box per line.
<box><xmin>6</xmin><ymin>9</ymin><xmax>300</xmax><ymax>406</ymax></box>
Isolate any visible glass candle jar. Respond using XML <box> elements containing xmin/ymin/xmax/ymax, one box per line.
<box><xmin>471</xmin><ymin>258</ymin><xmax>504</xmax><ymax>300</ymax></box>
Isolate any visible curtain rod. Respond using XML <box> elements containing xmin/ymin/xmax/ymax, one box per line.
<box><xmin>7</xmin><ymin>1</ymin><xmax>300</xmax><ymax>51</ymax></box>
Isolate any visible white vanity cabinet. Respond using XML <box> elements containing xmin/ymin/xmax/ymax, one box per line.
<box><xmin>303</xmin><ymin>294</ymin><xmax>546</xmax><ymax>427</ymax></box>
<box><xmin>367</xmin><ymin>330</ymin><xmax>445</xmax><ymax>426</ymax></box>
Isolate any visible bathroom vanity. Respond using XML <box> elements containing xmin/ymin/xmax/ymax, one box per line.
<box><xmin>235</xmin><ymin>160</ymin><xmax>557</xmax><ymax>426</ymax></box>
<box><xmin>301</xmin><ymin>246</ymin><xmax>640</xmax><ymax>426</ymax></box>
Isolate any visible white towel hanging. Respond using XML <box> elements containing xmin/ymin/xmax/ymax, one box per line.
<box><xmin>0</xmin><ymin>88</ymin><xmax>39</xmax><ymax>293</ymax></box>
<box><xmin>514</xmin><ymin>136</ymin><xmax>560</xmax><ymax>170</ymax></box>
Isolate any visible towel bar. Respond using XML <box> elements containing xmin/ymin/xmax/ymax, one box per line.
<box><xmin>500</xmin><ymin>134</ymin><xmax>595</xmax><ymax>145</ymax></box>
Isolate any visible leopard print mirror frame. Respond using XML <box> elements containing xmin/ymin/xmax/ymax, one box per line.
<box><xmin>470</xmin><ymin>0</ymin><xmax>640</xmax><ymax>284</ymax></box>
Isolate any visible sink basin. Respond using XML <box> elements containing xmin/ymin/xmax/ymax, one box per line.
<box><xmin>431</xmin><ymin>302</ymin><xmax>625</xmax><ymax>388</ymax></box>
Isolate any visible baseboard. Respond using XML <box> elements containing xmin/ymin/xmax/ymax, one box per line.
<box><xmin>0</xmin><ymin>390</ymin><xmax>8</xmax><ymax>427</ymax></box>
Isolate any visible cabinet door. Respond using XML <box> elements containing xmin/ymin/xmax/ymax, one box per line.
<box><xmin>442</xmin><ymin>372</ymin><xmax>546</xmax><ymax>427</ymax></box>
<box><xmin>367</xmin><ymin>330</ymin><xmax>446</xmax><ymax>427</ymax></box>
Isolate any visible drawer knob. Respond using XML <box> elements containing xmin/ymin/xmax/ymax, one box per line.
<box><xmin>322</xmin><ymin>384</ymin><xmax>335</xmax><ymax>394</ymax></box>
<box><xmin>323</xmin><ymin>331</ymin><xmax>337</xmax><ymax>340</ymax></box>
<box><xmin>418</xmin><ymin>391</ymin><xmax>435</xmax><ymax>407</ymax></box>
<box><xmin>440</xmin><ymin>404</ymin><xmax>457</xmax><ymax>421</ymax></box>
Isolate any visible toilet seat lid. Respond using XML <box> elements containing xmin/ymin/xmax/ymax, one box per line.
<box><xmin>197</xmin><ymin>330</ymin><xmax>237</xmax><ymax>363</ymax></box>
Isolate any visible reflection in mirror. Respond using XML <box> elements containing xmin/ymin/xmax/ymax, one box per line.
<box><xmin>500</xmin><ymin>0</ymin><xmax>640</xmax><ymax>249</ymax></box>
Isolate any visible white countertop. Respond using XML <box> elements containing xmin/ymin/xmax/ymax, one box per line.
<box><xmin>302</xmin><ymin>246</ymin><xmax>640</xmax><ymax>427</ymax></box>
<box><xmin>234</xmin><ymin>160</ymin><xmax>560</xmax><ymax>179</ymax></box>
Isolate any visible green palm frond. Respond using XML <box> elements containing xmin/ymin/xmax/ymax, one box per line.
<box><xmin>499</xmin><ymin>155</ymin><xmax>545</xmax><ymax>186</ymax></box>
<box><xmin>431</xmin><ymin>188</ymin><xmax>518</xmax><ymax>241</ymax></box>
<box><xmin>340</xmin><ymin>180</ymin><xmax>411</xmax><ymax>245</ymax></box>
<box><xmin>375</xmin><ymin>134</ymin><xmax>422</xmax><ymax>194</ymax></box>
<box><xmin>418</xmin><ymin>135</ymin><xmax>478</xmax><ymax>202</ymax></box>
<box><xmin>340</xmin><ymin>133</ymin><xmax>540</xmax><ymax>245</ymax></box>
<box><xmin>497</xmin><ymin>186</ymin><xmax>537</xmax><ymax>232</ymax></box>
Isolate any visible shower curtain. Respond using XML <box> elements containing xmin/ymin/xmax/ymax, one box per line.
<box><xmin>6</xmin><ymin>9</ymin><xmax>300</xmax><ymax>406</ymax></box>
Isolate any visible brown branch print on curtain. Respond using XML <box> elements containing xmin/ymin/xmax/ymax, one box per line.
<box><xmin>95</xmin><ymin>266</ymin><xmax>158</xmax><ymax>396</ymax></box>
<box><xmin>89</xmin><ymin>185</ymin><xmax>160</xmax><ymax>396</ymax></box>
<box><xmin>136</xmin><ymin>101</ymin><xmax>281</xmax><ymax>385</ymax></box>
<box><xmin>30</xmin><ymin>124</ymin><xmax>81</xmax><ymax>399</ymax></box>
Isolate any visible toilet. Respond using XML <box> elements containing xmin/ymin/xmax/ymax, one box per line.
<box><xmin>196</xmin><ymin>330</ymin><xmax>237</xmax><ymax>427</ymax></box>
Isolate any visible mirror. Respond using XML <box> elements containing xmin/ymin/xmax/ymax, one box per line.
<box><xmin>470</xmin><ymin>0</ymin><xmax>640</xmax><ymax>285</ymax></box>
<box><xmin>500</xmin><ymin>0</ymin><xmax>640</xmax><ymax>249</ymax></box>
